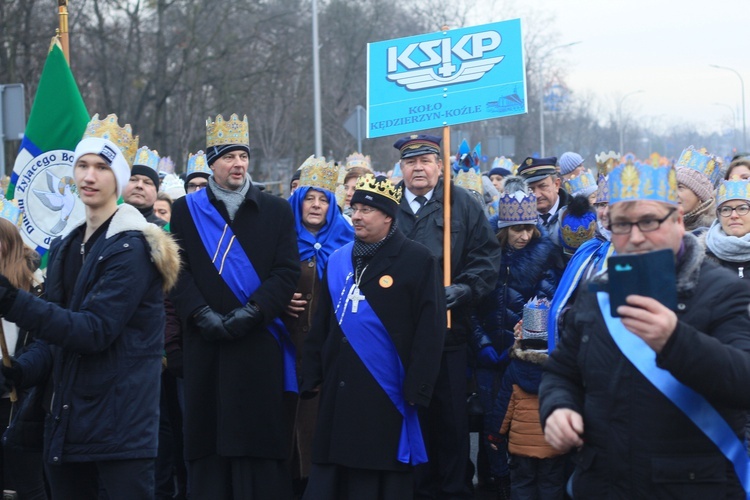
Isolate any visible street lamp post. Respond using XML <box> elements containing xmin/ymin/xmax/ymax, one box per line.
<box><xmin>538</xmin><ymin>41</ymin><xmax>581</xmax><ymax>157</ymax></box>
<box><xmin>710</xmin><ymin>64</ymin><xmax>747</xmax><ymax>151</ymax></box>
<box><xmin>713</xmin><ymin>102</ymin><xmax>737</xmax><ymax>146</ymax></box>
<box><xmin>312</xmin><ymin>0</ymin><xmax>322</xmax><ymax>157</ymax></box>
<box><xmin>618</xmin><ymin>90</ymin><xmax>644</xmax><ymax>155</ymax></box>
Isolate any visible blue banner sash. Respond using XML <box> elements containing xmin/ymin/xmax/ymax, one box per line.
<box><xmin>186</xmin><ymin>188</ymin><xmax>297</xmax><ymax>393</ymax></box>
<box><xmin>327</xmin><ymin>243</ymin><xmax>427</xmax><ymax>465</ymax></box>
<box><xmin>596</xmin><ymin>292</ymin><xmax>750</xmax><ymax>497</ymax></box>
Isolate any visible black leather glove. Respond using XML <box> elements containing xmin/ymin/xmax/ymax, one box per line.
<box><xmin>1</xmin><ymin>358</ymin><xmax>23</xmax><ymax>390</ymax></box>
<box><xmin>193</xmin><ymin>306</ymin><xmax>231</xmax><ymax>341</ymax></box>
<box><xmin>445</xmin><ymin>283</ymin><xmax>472</xmax><ymax>309</ymax></box>
<box><xmin>166</xmin><ymin>349</ymin><xmax>183</xmax><ymax>378</ymax></box>
<box><xmin>0</xmin><ymin>274</ymin><xmax>18</xmax><ymax>316</ymax></box>
<box><xmin>223</xmin><ymin>303</ymin><xmax>263</xmax><ymax>339</ymax></box>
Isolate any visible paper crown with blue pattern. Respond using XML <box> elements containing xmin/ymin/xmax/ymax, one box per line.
<box><xmin>186</xmin><ymin>150</ymin><xmax>210</xmax><ymax>178</ymax></box>
<box><xmin>491</xmin><ymin>156</ymin><xmax>517</xmax><ymax>175</ymax></box>
<box><xmin>563</xmin><ymin>171</ymin><xmax>597</xmax><ymax>198</ymax></box>
<box><xmin>134</xmin><ymin>146</ymin><xmax>160</xmax><ymax>171</ymax></box>
<box><xmin>345</xmin><ymin>152</ymin><xmax>372</xmax><ymax>171</ymax></box>
<box><xmin>297</xmin><ymin>155</ymin><xmax>339</xmax><ymax>194</ymax></box>
<box><xmin>608</xmin><ymin>162</ymin><xmax>679</xmax><ymax>206</ymax></box>
<box><xmin>594</xmin><ymin>151</ymin><xmax>621</xmax><ymax>203</ymax></box>
<box><xmin>716</xmin><ymin>179</ymin><xmax>750</xmax><ymax>205</ymax></box>
<box><xmin>497</xmin><ymin>176</ymin><xmax>537</xmax><ymax>229</ymax></box>
<box><xmin>676</xmin><ymin>146</ymin><xmax>721</xmax><ymax>186</ymax></box>
<box><xmin>0</xmin><ymin>197</ymin><xmax>22</xmax><ymax>227</ymax></box>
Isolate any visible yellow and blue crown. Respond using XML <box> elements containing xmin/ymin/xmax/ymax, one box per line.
<box><xmin>83</xmin><ymin>113</ymin><xmax>139</xmax><ymax>166</ymax></box>
<box><xmin>594</xmin><ymin>151</ymin><xmax>620</xmax><ymax>204</ymax></box>
<box><xmin>345</xmin><ymin>152</ymin><xmax>372</xmax><ymax>171</ymax></box>
<box><xmin>609</xmin><ymin>162</ymin><xmax>678</xmax><ymax>206</ymax></box>
<box><xmin>676</xmin><ymin>146</ymin><xmax>721</xmax><ymax>186</ymax></box>
<box><xmin>206</xmin><ymin>114</ymin><xmax>249</xmax><ymax>149</ymax></box>
<box><xmin>716</xmin><ymin>179</ymin><xmax>750</xmax><ymax>206</ymax></box>
<box><xmin>0</xmin><ymin>197</ymin><xmax>22</xmax><ymax>227</ymax></box>
<box><xmin>497</xmin><ymin>191</ymin><xmax>537</xmax><ymax>229</ymax></box>
<box><xmin>298</xmin><ymin>155</ymin><xmax>339</xmax><ymax>194</ymax></box>
<box><xmin>492</xmin><ymin>156</ymin><xmax>516</xmax><ymax>172</ymax></box>
<box><xmin>186</xmin><ymin>151</ymin><xmax>210</xmax><ymax>177</ymax></box>
<box><xmin>563</xmin><ymin>171</ymin><xmax>597</xmax><ymax>198</ymax></box>
<box><xmin>134</xmin><ymin>146</ymin><xmax>160</xmax><ymax>171</ymax></box>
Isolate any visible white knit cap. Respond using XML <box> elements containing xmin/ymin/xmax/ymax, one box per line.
<box><xmin>72</xmin><ymin>137</ymin><xmax>132</xmax><ymax>198</ymax></box>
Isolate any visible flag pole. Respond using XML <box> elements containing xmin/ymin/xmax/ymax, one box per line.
<box><xmin>57</xmin><ymin>0</ymin><xmax>70</xmax><ymax>63</ymax></box>
<box><xmin>441</xmin><ymin>24</ymin><xmax>452</xmax><ymax>329</ymax></box>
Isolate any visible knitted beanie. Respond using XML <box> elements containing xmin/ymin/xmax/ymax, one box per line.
<box><xmin>559</xmin><ymin>152</ymin><xmax>584</xmax><ymax>175</ymax></box>
<box><xmin>676</xmin><ymin>166</ymin><xmax>714</xmax><ymax>202</ymax></box>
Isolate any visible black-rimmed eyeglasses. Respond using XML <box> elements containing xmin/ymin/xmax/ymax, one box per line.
<box><xmin>718</xmin><ymin>204</ymin><xmax>750</xmax><ymax>218</ymax></box>
<box><xmin>608</xmin><ymin>208</ymin><xmax>677</xmax><ymax>235</ymax></box>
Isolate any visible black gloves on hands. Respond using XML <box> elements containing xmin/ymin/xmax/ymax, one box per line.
<box><xmin>193</xmin><ymin>306</ymin><xmax>232</xmax><ymax>341</ymax></box>
<box><xmin>1</xmin><ymin>358</ymin><xmax>23</xmax><ymax>391</ymax></box>
<box><xmin>445</xmin><ymin>283</ymin><xmax>472</xmax><ymax>310</ymax></box>
<box><xmin>223</xmin><ymin>303</ymin><xmax>263</xmax><ymax>339</ymax></box>
<box><xmin>0</xmin><ymin>274</ymin><xmax>18</xmax><ymax>316</ymax></box>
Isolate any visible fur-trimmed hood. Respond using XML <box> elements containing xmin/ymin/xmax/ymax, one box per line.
<box><xmin>509</xmin><ymin>338</ymin><xmax>548</xmax><ymax>365</ymax></box>
<box><xmin>66</xmin><ymin>204</ymin><xmax>180</xmax><ymax>292</ymax></box>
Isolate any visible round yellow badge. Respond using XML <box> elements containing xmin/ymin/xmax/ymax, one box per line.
<box><xmin>379</xmin><ymin>275</ymin><xmax>393</xmax><ymax>288</ymax></box>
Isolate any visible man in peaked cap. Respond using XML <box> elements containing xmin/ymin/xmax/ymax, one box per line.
<box><xmin>169</xmin><ymin>114</ymin><xmax>299</xmax><ymax>498</ymax></box>
<box><xmin>301</xmin><ymin>174</ymin><xmax>445</xmax><ymax>499</ymax></box>
<box><xmin>518</xmin><ymin>156</ymin><xmax>570</xmax><ymax>248</ymax></box>
<box><xmin>539</xmin><ymin>163</ymin><xmax>750</xmax><ymax>497</ymax></box>
<box><xmin>392</xmin><ymin>134</ymin><xmax>501</xmax><ymax>498</ymax></box>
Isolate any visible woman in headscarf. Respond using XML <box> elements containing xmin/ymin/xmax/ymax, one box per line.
<box><xmin>284</xmin><ymin>157</ymin><xmax>354</xmax><ymax>495</ymax></box>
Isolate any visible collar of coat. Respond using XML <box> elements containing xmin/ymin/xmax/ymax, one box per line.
<box><xmin>510</xmin><ymin>338</ymin><xmax>548</xmax><ymax>364</ymax></box>
<box><xmin>62</xmin><ymin>203</ymin><xmax>181</xmax><ymax>292</ymax></box>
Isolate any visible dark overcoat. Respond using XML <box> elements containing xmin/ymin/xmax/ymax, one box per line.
<box><xmin>301</xmin><ymin>229</ymin><xmax>446</xmax><ymax>471</ymax></box>
<box><xmin>169</xmin><ymin>182</ymin><xmax>300</xmax><ymax>461</ymax></box>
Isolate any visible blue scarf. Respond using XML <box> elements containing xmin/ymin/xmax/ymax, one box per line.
<box><xmin>289</xmin><ymin>187</ymin><xmax>354</xmax><ymax>279</ymax></box>
<box><xmin>186</xmin><ymin>188</ymin><xmax>298</xmax><ymax>393</ymax></box>
<box><xmin>327</xmin><ymin>242</ymin><xmax>427</xmax><ymax>465</ymax></box>
<box><xmin>597</xmin><ymin>292</ymin><xmax>750</xmax><ymax>497</ymax></box>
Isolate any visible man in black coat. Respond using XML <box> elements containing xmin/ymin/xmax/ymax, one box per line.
<box><xmin>169</xmin><ymin>114</ymin><xmax>300</xmax><ymax>499</ymax></box>
<box><xmin>301</xmin><ymin>174</ymin><xmax>445</xmax><ymax>499</ymax></box>
<box><xmin>517</xmin><ymin>156</ymin><xmax>570</xmax><ymax>249</ymax></box>
<box><xmin>540</xmin><ymin>162</ymin><xmax>750</xmax><ymax>498</ymax></box>
<box><xmin>393</xmin><ymin>134</ymin><xmax>501</xmax><ymax>498</ymax></box>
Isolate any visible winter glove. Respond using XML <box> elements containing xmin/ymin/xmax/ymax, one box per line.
<box><xmin>193</xmin><ymin>306</ymin><xmax>231</xmax><ymax>341</ymax></box>
<box><xmin>477</xmin><ymin>345</ymin><xmax>501</xmax><ymax>366</ymax></box>
<box><xmin>1</xmin><ymin>357</ymin><xmax>23</xmax><ymax>390</ymax></box>
<box><xmin>0</xmin><ymin>274</ymin><xmax>18</xmax><ymax>316</ymax></box>
<box><xmin>166</xmin><ymin>349</ymin><xmax>183</xmax><ymax>378</ymax></box>
<box><xmin>223</xmin><ymin>303</ymin><xmax>264</xmax><ymax>339</ymax></box>
<box><xmin>445</xmin><ymin>283</ymin><xmax>472</xmax><ymax>309</ymax></box>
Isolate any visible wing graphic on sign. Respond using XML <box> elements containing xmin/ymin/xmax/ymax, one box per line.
<box><xmin>387</xmin><ymin>56</ymin><xmax>505</xmax><ymax>90</ymax></box>
<box><xmin>32</xmin><ymin>170</ymin><xmax>77</xmax><ymax>235</ymax></box>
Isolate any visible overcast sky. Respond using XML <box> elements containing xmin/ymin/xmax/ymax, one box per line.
<box><xmin>471</xmin><ymin>0</ymin><xmax>748</xmax><ymax>140</ymax></box>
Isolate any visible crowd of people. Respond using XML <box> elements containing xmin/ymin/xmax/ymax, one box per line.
<box><xmin>0</xmin><ymin>110</ymin><xmax>748</xmax><ymax>500</ymax></box>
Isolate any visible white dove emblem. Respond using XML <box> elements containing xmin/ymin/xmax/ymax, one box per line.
<box><xmin>33</xmin><ymin>171</ymin><xmax>77</xmax><ymax>234</ymax></box>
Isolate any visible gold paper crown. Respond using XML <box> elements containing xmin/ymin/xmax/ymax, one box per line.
<box><xmin>206</xmin><ymin>113</ymin><xmax>249</xmax><ymax>149</ymax></box>
<box><xmin>595</xmin><ymin>151</ymin><xmax>621</xmax><ymax>176</ymax></box>
<box><xmin>355</xmin><ymin>173</ymin><xmax>402</xmax><ymax>204</ymax></box>
<box><xmin>345</xmin><ymin>152</ymin><xmax>372</xmax><ymax>171</ymax></box>
<box><xmin>298</xmin><ymin>155</ymin><xmax>339</xmax><ymax>193</ymax></box>
<box><xmin>83</xmin><ymin>113</ymin><xmax>139</xmax><ymax>166</ymax></box>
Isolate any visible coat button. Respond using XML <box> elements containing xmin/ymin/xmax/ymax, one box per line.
<box><xmin>302</xmin><ymin>326</ymin><xmax>308</xmax><ymax>332</ymax></box>
<box><xmin>307</xmin><ymin>261</ymin><xmax>315</xmax><ymax>268</ymax></box>
<box><xmin>341</xmin><ymin>337</ymin><xmax>348</xmax><ymax>344</ymax></box>
<box><xmin>123</xmin><ymin>243</ymin><xmax>129</xmax><ymax>248</ymax></box>
<box><xmin>339</xmin><ymin>381</ymin><xmax>345</xmax><ymax>388</ymax></box>
<box><xmin>98</xmin><ymin>256</ymin><xmax>103</xmax><ymax>261</ymax></box>
<box><xmin>689</xmin><ymin>472</ymin><xmax>695</xmax><ymax>480</ymax></box>
<box><xmin>305</xmin><ymin>294</ymin><xmax>312</xmax><ymax>300</ymax></box>
<box><xmin>677</xmin><ymin>303</ymin><xmax>686</xmax><ymax>311</ymax></box>
<box><xmin>581</xmin><ymin>335</ymin><xmax>589</xmax><ymax>343</ymax></box>
<box><xmin>62</xmin><ymin>404</ymin><xmax>69</xmax><ymax>410</ymax></box>
<box><xmin>53</xmin><ymin>457</ymin><xmax>59</xmax><ymax>462</ymax></box>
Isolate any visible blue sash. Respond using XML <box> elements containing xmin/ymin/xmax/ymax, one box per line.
<box><xmin>327</xmin><ymin>243</ymin><xmax>427</xmax><ymax>465</ymax></box>
<box><xmin>186</xmin><ymin>189</ymin><xmax>297</xmax><ymax>393</ymax></box>
<box><xmin>596</xmin><ymin>292</ymin><xmax>750</xmax><ymax>497</ymax></box>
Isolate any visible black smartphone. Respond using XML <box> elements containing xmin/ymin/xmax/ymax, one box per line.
<box><xmin>607</xmin><ymin>249</ymin><xmax>677</xmax><ymax>317</ymax></box>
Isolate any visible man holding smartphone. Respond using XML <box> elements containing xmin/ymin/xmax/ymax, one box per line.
<box><xmin>539</xmin><ymin>162</ymin><xmax>750</xmax><ymax>498</ymax></box>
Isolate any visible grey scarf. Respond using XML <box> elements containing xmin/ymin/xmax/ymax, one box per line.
<box><xmin>209</xmin><ymin>174</ymin><xmax>251</xmax><ymax>221</ymax></box>
<box><xmin>705</xmin><ymin>219</ymin><xmax>750</xmax><ymax>263</ymax></box>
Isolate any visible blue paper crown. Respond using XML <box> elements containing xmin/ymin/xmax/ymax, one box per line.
<box><xmin>497</xmin><ymin>191</ymin><xmax>537</xmax><ymax>229</ymax></box>
<box><xmin>0</xmin><ymin>197</ymin><xmax>23</xmax><ymax>227</ymax></box>
<box><xmin>391</xmin><ymin>162</ymin><xmax>403</xmax><ymax>179</ymax></box>
<box><xmin>608</xmin><ymin>162</ymin><xmax>678</xmax><ymax>205</ymax></box>
<box><xmin>134</xmin><ymin>146</ymin><xmax>161</xmax><ymax>171</ymax></box>
<box><xmin>676</xmin><ymin>146</ymin><xmax>721</xmax><ymax>186</ymax></box>
<box><xmin>492</xmin><ymin>156</ymin><xmax>516</xmax><ymax>172</ymax></box>
<box><xmin>716</xmin><ymin>179</ymin><xmax>750</xmax><ymax>206</ymax></box>
<box><xmin>595</xmin><ymin>174</ymin><xmax>609</xmax><ymax>203</ymax></box>
<box><xmin>563</xmin><ymin>171</ymin><xmax>597</xmax><ymax>198</ymax></box>
<box><xmin>187</xmin><ymin>150</ymin><xmax>211</xmax><ymax>177</ymax></box>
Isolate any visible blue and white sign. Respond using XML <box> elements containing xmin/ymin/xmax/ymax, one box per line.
<box><xmin>367</xmin><ymin>19</ymin><xmax>527</xmax><ymax>138</ymax></box>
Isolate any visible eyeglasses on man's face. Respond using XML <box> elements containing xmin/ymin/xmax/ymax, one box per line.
<box><xmin>608</xmin><ymin>208</ymin><xmax>676</xmax><ymax>235</ymax></box>
<box><xmin>718</xmin><ymin>204</ymin><xmax>750</xmax><ymax>218</ymax></box>
<box><xmin>350</xmin><ymin>206</ymin><xmax>377</xmax><ymax>215</ymax></box>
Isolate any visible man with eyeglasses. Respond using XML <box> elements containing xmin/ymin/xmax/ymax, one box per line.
<box><xmin>540</xmin><ymin>162</ymin><xmax>750</xmax><ymax>497</ymax></box>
